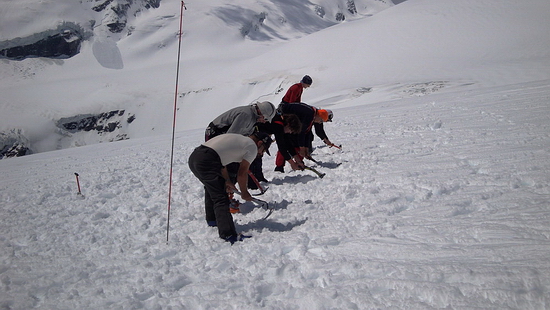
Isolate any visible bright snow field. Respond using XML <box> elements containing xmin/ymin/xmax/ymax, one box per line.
<box><xmin>1</xmin><ymin>80</ymin><xmax>550</xmax><ymax>309</ymax></box>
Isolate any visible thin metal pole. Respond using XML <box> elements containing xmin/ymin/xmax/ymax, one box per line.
<box><xmin>167</xmin><ymin>1</ymin><xmax>186</xmax><ymax>243</ymax></box>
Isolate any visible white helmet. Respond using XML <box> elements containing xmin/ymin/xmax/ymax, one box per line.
<box><xmin>254</xmin><ymin>101</ymin><xmax>276</xmax><ymax>122</ymax></box>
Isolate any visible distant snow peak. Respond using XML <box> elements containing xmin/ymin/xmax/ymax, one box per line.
<box><xmin>214</xmin><ymin>0</ymin><xmax>392</xmax><ymax>40</ymax></box>
<box><xmin>92</xmin><ymin>0</ymin><xmax>161</xmax><ymax>33</ymax></box>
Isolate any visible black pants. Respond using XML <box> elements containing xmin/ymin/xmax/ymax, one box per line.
<box><xmin>188</xmin><ymin>145</ymin><xmax>236</xmax><ymax>239</ymax></box>
<box><xmin>249</xmin><ymin>156</ymin><xmax>266</xmax><ymax>186</ymax></box>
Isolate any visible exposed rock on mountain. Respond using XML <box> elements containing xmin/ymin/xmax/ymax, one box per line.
<box><xmin>92</xmin><ymin>0</ymin><xmax>161</xmax><ymax>33</ymax></box>
<box><xmin>56</xmin><ymin>110</ymin><xmax>134</xmax><ymax>136</ymax></box>
<box><xmin>0</xmin><ymin>23</ymin><xmax>87</xmax><ymax>61</ymax></box>
<box><xmin>0</xmin><ymin>130</ymin><xmax>32</xmax><ymax>159</ymax></box>
<box><xmin>0</xmin><ymin>0</ymin><xmax>396</xmax><ymax>159</ymax></box>
<box><xmin>214</xmin><ymin>0</ymin><xmax>393</xmax><ymax>40</ymax></box>
<box><xmin>0</xmin><ymin>0</ymin><xmax>161</xmax><ymax>60</ymax></box>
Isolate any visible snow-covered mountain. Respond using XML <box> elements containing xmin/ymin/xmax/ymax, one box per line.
<box><xmin>1</xmin><ymin>0</ymin><xmax>550</xmax><ymax>308</ymax></box>
<box><xmin>4</xmin><ymin>0</ymin><xmax>549</xmax><ymax>158</ymax></box>
<box><xmin>0</xmin><ymin>0</ymin><xmax>394</xmax><ymax>157</ymax></box>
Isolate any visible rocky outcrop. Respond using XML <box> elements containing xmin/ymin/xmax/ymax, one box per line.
<box><xmin>56</xmin><ymin>110</ymin><xmax>135</xmax><ymax>137</ymax></box>
<box><xmin>0</xmin><ymin>130</ymin><xmax>32</xmax><ymax>159</ymax></box>
<box><xmin>214</xmin><ymin>0</ymin><xmax>392</xmax><ymax>41</ymax></box>
<box><xmin>92</xmin><ymin>0</ymin><xmax>161</xmax><ymax>33</ymax></box>
<box><xmin>0</xmin><ymin>23</ymin><xmax>87</xmax><ymax>61</ymax></box>
<box><xmin>0</xmin><ymin>110</ymin><xmax>137</xmax><ymax>160</ymax></box>
<box><xmin>0</xmin><ymin>0</ymin><xmax>162</xmax><ymax>60</ymax></box>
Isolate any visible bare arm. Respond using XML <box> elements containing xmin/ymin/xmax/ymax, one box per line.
<box><xmin>236</xmin><ymin>159</ymin><xmax>252</xmax><ymax>201</ymax></box>
<box><xmin>221</xmin><ymin>167</ymin><xmax>237</xmax><ymax>194</ymax></box>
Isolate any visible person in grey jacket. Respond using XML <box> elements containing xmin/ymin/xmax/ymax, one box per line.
<box><xmin>205</xmin><ymin>101</ymin><xmax>276</xmax><ymax>141</ymax></box>
<box><xmin>204</xmin><ymin>101</ymin><xmax>277</xmax><ymax>189</ymax></box>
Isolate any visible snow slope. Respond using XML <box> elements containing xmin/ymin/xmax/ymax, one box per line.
<box><xmin>0</xmin><ymin>0</ymin><xmax>394</xmax><ymax>153</ymax></box>
<box><xmin>1</xmin><ymin>0</ymin><xmax>550</xmax><ymax>153</ymax></box>
<box><xmin>1</xmin><ymin>0</ymin><xmax>550</xmax><ymax>308</ymax></box>
<box><xmin>1</xmin><ymin>80</ymin><xmax>550</xmax><ymax>309</ymax></box>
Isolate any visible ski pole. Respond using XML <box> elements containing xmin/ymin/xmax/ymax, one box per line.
<box><xmin>74</xmin><ymin>173</ymin><xmax>82</xmax><ymax>195</ymax></box>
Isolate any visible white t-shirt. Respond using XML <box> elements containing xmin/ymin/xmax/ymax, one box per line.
<box><xmin>202</xmin><ymin>133</ymin><xmax>257</xmax><ymax>166</ymax></box>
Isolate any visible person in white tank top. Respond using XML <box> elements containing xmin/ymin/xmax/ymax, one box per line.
<box><xmin>188</xmin><ymin>132</ymin><xmax>273</xmax><ymax>244</ymax></box>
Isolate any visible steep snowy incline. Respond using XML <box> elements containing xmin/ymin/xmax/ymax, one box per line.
<box><xmin>1</xmin><ymin>80</ymin><xmax>549</xmax><ymax>309</ymax></box>
<box><xmin>168</xmin><ymin>0</ymin><xmax>550</xmax><ymax>132</ymax></box>
<box><xmin>2</xmin><ymin>0</ymin><xmax>550</xmax><ymax>156</ymax></box>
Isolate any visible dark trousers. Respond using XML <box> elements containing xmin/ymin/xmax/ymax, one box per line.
<box><xmin>248</xmin><ymin>156</ymin><xmax>266</xmax><ymax>187</ymax></box>
<box><xmin>188</xmin><ymin>145</ymin><xmax>236</xmax><ymax>238</ymax></box>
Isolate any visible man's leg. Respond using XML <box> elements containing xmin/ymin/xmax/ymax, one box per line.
<box><xmin>202</xmin><ymin>176</ymin><xmax>236</xmax><ymax>238</ymax></box>
<box><xmin>189</xmin><ymin>146</ymin><xmax>237</xmax><ymax>238</ymax></box>
<box><xmin>204</xmin><ymin>187</ymin><xmax>216</xmax><ymax>225</ymax></box>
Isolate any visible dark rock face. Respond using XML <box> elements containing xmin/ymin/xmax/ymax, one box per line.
<box><xmin>3</xmin><ymin>144</ymin><xmax>30</xmax><ymax>158</ymax></box>
<box><xmin>0</xmin><ymin>0</ymin><xmax>162</xmax><ymax>60</ymax></box>
<box><xmin>0</xmin><ymin>23</ymin><xmax>87</xmax><ymax>61</ymax></box>
<box><xmin>92</xmin><ymin>0</ymin><xmax>115</xmax><ymax>12</ymax></box>
<box><xmin>56</xmin><ymin>109</ymin><xmax>135</xmax><ymax>142</ymax></box>
<box><xmin>0</xmin><ymin>130</ymin><xmax>32</xmax><ymax>159</ymax></box>
<box><xmin>1</xmin><ymin>31</ymin><xmax>81</xmax><ymax>60</ymax></box>
<box><xmin>94</xmin><ymin>0</ymin><xmax>162</xmax><ymax>33</ymax></box>
<box><xmin>57</xmin><ymin>110</ymin><xmax>133</xmax><ymax>134</ymax></box>
<box><xmin>0</xmin><ymin>110</ymin><xmax>137</xmax><ymax>160</ymax></box>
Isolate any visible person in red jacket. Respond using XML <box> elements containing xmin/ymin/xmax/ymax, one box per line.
<box><xmin>281</xmin><ymin>75</ymin><xmax>312</xmax><ymax>104</ymax></box>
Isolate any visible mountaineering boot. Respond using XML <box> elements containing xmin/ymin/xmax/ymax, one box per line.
<box><xmin>207</xmin><ymin>220</ymin><xmax>217</xmax><ymax>227</ymax></box>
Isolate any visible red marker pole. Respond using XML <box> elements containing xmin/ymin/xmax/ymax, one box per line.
<box><xmin>166</xmin><ymin>1</ymin><xmax>187</xmax><ymax>243</ymax></box>
<box><xmin>74</xmin><ymin>173</ymin><xmax>82</xmax><ymax>195</ymax></box>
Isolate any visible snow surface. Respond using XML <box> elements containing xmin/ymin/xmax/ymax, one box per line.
<box><xmin>1</xmin><ymin>0</ymin><xmax>550</xmax><ymax>309</ymax></box>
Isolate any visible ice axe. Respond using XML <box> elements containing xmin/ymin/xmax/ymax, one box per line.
<box><xmin>305</xmin><ymin>155</ymin><xmax>320</xmax><ymax>165</ymax></box>
<box><xmin>328</xmin><ymin>143</ymin><xmax>342</xmax><ymax>149</ymax></box>
<box><xmin>248</xmin><ymin>170</ymin><xmax>268</xmax><ymax>195</ymax></box>
<box><xmin>233</xmin><ymin>190</ymin><xmax>273</xmax><ymax>220</ymax></box>
<box><xmin>304</xmin><ymin>165</ymin><xmax>326</xmax><ymax>178</ymax></box>
<box><xmin>74</xmin><ymin>173</ymin><xmax>84</xmax><ymax>197</ymax></box>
